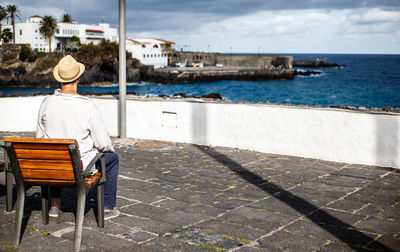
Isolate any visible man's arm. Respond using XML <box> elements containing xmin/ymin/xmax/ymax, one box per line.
<box><xmin>89</xmin><ymin>104</ymin><xmax>114</xmax><ymax>152</ymax></box>
<box><xmin>36</xmin><ymin>102</ymin><xmax>46</xmax><ymax>138</ymax></box>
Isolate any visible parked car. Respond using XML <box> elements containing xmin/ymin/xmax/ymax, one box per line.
<box><xmin>216</xmin><ymin>63</ymin><xmax>223</xmax><ymax>68</ymax></box>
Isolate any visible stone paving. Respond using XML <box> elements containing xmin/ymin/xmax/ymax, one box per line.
<box><xmin>0</xmin><ymin>131</ymin><xmax>399</xmax><ymax>251</ymax></box>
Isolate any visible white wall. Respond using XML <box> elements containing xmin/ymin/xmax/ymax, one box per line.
<box><xmin>0</xmin><ymin>96</ymin><xmax>399</xmax><ymax>168</ymax></box>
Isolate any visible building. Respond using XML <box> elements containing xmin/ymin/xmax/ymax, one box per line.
<box><xmin>126</xmin><ymin>38</ymin><xmax>175</xmax><ymax>68</ymax></box>
<box><xmin>1</xmin><ymin>15</ymin><xmax>118</xmax><ymax>52</ymax></box>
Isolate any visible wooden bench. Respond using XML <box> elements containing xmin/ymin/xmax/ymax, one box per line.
<box><xmin>4</xmin><ymin>137</ymin><xmax>106</xmax><ymax>251</ymax></box>
<box><xmin>0</xmin><ymin>143</ymin><xmax>13</xmax><ymax>212</ymax></box>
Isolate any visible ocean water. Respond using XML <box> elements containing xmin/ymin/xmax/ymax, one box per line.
<box><xmin>1</xmin><ymin>54</ymin><xmax>400</xmax><ymax>108</ymax></box>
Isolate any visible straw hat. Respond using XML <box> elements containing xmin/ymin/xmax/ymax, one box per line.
<box><xmin>53</xmin><ymin>55</ymin><xmax>85</xmax><ymax>83</ymax></box>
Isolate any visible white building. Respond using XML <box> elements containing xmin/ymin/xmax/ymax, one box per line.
<box><xmin>1</xmin><ymin>15</ymin><xmax>118</xmax><ymax>52</ymax></box>
<box><xmin>126</xmin><ymin>38</ymin><xmax>175</xmax><ymax>68</ymax></box>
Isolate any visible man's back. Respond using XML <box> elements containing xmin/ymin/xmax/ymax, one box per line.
<box><xmin>37</xmin><ymin>89</ymin><xmax>113</xmax><ymax>170</ymax></box>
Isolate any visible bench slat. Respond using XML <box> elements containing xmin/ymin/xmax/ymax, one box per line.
<box><xmin>19</xmin><ymin>159</ymin><xmax>73</xmax><ymax>170</ymax></box>
<box><xmin>24</xmin><ymin>179</ymin><xmax>76</xmax><ymax>187</ymax></box>
<box><xmin>4</xmin><ymin>137</ymin><xmax>77</xmax><ymax>145</ymax></box>
<box><xmin>12</xmin><ymin>143</ymin><xmax>70</xmax><ymax>150</ymax></box>
<box><xmin>21</xmin><ymin>169</ymin><xmax>75</xmax><ymax>180</ymax></box>
<box><xmin>15</xmin><ymin>149</ymin><xmax>70</xmax><ymax>160</ymax></box>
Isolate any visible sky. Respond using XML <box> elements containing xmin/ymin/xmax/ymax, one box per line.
<box><xmin>1</xmin><ymin>0</ymin><xmax>400</xmax><ymax>54</ymax></box>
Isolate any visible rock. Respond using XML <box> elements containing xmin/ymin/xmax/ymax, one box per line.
<box><xmin>394</xmin><ymin>107</ymin><xmax>400</xmax><ymax>113</ymax></box>
<box><xmin>338</xmin><ymin>105</ymin><xmax>346</xmax><ymax>109</ymax></box>
<box><xmin>294</xmin><ymin>70</ymin><xmax>321</xmax><ymax>76</ymax></box>
<box><xmin>0</xmin><ymin>91</ymin><xmax>4</xmax><ymax>97</ymax></box>
<box><xmin>383</xmin><ymin>106</ymin><xmax>393</xmax><ymax>112</ymax></box>
<box><xmin>347</xmin><ymin>106</ymin><xmax>357</xmax><ymax>110</ymax></box>
<box><xmin>173</xmin><ymin>93</ymin><xmax>187</xmax><ymax>98</ymax></box>
<box><xmin>371</xmin><ymin>107</ymin><xmax>381</xmax><ymax>111</ymax></box>
<box><xmin>201</xmin><ymin>93</ymin><xmax>222</xmax><ymax>100</ymax></box>
<box><xmin>293</xmin><ymin>59</ymin><xmax>344</xmax><ymax>68</ymax></box>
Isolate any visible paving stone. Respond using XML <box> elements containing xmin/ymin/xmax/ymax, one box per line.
<box><xmin>256</xmin><ymin>229</ymin><xmax>329</xmax><ymax>251</ymax></box>
<box><xmin>167</xmin><ymin>227</ymin><xmax>239</xmax><ymax>250</ymax></box>
<box><xmin>0</xmin><ymin>131</ymin><xmax>399</xmax><ymax>251</ymax></box>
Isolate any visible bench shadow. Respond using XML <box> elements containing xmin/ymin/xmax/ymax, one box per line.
<box><xmin>195</xmin><ymin>145</ymin><xmax>394</xmax><ymax>251</ymax></box>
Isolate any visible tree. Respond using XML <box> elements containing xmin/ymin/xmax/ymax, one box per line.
<box><xmin>6</xmin><ymin>4</ymin><xmax>21</xmax><ymax>44</ymax></box>
<box><xmin>1</xmin><ymin>28</ymin><xmax>12</xmax><ymax>43</ymax></box>
<box><xmin>39</xmin><ymin>15</ymin><xmax>58</xmax><ymax>53</ymax></box>
<box><xmin>0</xmin><ymin>5</ymin><xmax>7</xmax><ymax>43</ymax></box>
<box><xmin>62</xmin><ymin>13</ymin><xmax>73</xmax><ymax>23</ymax></box>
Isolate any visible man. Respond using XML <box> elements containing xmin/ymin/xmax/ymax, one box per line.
<box><xmin>36</xmin><ymin>55</ymin><xmax>120</xmax><ymax>220</ymax></box>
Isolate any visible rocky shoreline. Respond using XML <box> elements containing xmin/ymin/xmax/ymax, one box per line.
<box><xmin>293</xmin><ymin>59</ymin><xmax>345</xmax><ymax>68</ymax></box>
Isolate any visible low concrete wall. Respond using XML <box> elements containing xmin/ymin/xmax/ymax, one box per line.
<box><xmin>1</xmin><ymin>96</ymin><xmax>399</xmax><ymax>168</ymax></box>
<box><xmin>172</xmin><ymin>52</ymin><xmax>293</xmax><ymax>69</ymax></box>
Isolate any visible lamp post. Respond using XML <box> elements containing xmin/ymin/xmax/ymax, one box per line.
<box><xmin>118</xmin><ymin>0</ymin><xmax>126</xmax><ymax>138</ymax></box>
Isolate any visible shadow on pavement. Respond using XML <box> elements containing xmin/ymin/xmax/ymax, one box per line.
<box><xmin>196</xmin><ymin>145</ymin><xmax>394</xmax><ymax>252</ymax></box>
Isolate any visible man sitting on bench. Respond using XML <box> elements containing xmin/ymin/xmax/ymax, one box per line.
<box><xmin>36</xmin><ymin>55</ymin><xmax>120</xmax><ymax>220</ymax></box>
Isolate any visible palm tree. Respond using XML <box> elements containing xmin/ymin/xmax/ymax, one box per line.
<box><xmin>39</xmin><ymin>15</ymin><xmax>58</xmax><ymax>53</ymax></box>
<box><xmin>0</xmin><ymin>5</ymin><xmax>7</xmax><ymax>43</ymax></box>
<box><xmin>62</xmin><ymin>14</ymin><xmax>73</xmax><ymax>23</ymax></box>
<box><xmin>1</xmin><ymin>28</ymin><xmax>12</xmax><ymax>43</ymax></box>
<box><xmin>6</xmin><ymin>4</ymin><xmax>21</xmax><ymax>44</ymax></box>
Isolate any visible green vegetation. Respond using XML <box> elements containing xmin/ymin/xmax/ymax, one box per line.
<box><xmin>37</xmin><ymin>56</ymin><xmax>59</xmax><ymax>72</ymax></box>
<box><xmin>39</xmin><ymin>15</ymin><xmax>58</xmax><ymax>52</ymax></box>
<box><xmin>77</xmin><ymin>39</ymin><xmax>118</xmax><ymax>59</ymax></box>
<box><xmin>0</xmin><ymin>242</ymin><xmax>18</xmax><ymax>251</ymax></box>
<box><xmin>199</xmin><ymin>243</ymin><xmax>226</xmax><ymax>251</ymax></box>
<box><xmin>1</xmin><ymin>28</ymin><xmax>12</xmax><ymax>43</ymax></box>
<box><xmin>40</xmin><ymin>229</ymin><xmax>51</xmax><ymax>237</ymax></box>
<box><xmin>62</xmin><ymin>13</ymin><xmax>73</xmax><ymax>23</ymax></box>
<box><xmin>25</xmin><ymin>226</ymin><xmax>38</xmax><ymax>231</ymax></box>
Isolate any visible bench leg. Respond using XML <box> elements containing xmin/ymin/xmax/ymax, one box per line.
<box><xmin>6</xmin><ymin>170</ymin><xmax>13</xmax><ymax>212</ymax></box>
<box><xmin>14</xmin><ymin>183</ymin><xmax>25</xmax><ymax>245</ymax></box>
<box><xmin>74</xmin><ymin>188</ymin><xmax>86</xmax><ymax>252</ymax></box>
<box><xmin>97</xmin><ymin>184</ymin><xmax>104</xmax><ymax>228</ymax></box>
<box><xmin>41</xmin><ymin>186</ymin><xmax>49</xmax><ymax>224</ymax></box>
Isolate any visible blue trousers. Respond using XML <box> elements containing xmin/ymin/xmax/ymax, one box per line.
<box><xmin>98</xmin><ymin>152</ymin><xmax>119</xmax><ymax>209</ymax></box>
<box><xmin>50</xmin><ymin>151</ymin><xmax>119</xmax><ymax>210</ymax></box>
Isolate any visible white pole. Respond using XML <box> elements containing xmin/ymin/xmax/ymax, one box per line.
<box><xmin>118</xmin><ymin>0</ymin><xmax>126</xmax><ymax>138</ymax></box>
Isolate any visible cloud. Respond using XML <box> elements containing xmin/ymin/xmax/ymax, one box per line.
<box><xmin>343</xmin><ymin>8</ymin><xmax>400</xmax><ymax>38</ymax></box>
<box><xmin>2</xmin><ymin>0</ymin><xmax>400</xmax><ymax>53</ymax></box>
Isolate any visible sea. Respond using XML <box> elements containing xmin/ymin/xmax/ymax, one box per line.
<box><xmin>1</xmin><ymin>54</ymin><xmax>400</xmax><ymax>108</ymax></box>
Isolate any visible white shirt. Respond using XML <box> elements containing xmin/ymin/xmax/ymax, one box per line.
<box><xmin>36</xmin><ymin>89</ymin><xmax>114</xmax><ymax>172</ymax></box>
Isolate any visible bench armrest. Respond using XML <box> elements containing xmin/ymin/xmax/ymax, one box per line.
<box><xmin>82</xmin><ymin>152</ymin><xmax>106</xmax><ymax>184</ymax></box>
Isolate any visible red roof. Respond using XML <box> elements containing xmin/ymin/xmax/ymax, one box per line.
<box><xmin>127</xmin><ymin>38</ymin><xmax>141</xmax><ymax>44</ymax></box>
<box><xmin>30</xmin><ymin>15</ymin><xmax>43</xmax><ymax>18</ymax></box>
<box><xmin>155</xmin><ymin>38</ymin><xmax>175</xmax><ymax>44</ymax></box>
<box><xmin>86</xmin><ymin>29</ymin><xmax>104</xmax><ymax>33</ymax></box>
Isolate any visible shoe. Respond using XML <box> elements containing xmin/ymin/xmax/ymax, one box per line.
<box><xmin>49</xmin><ymin>207</ymin><xmax>61</xmax><ymax>217</ymax></box>
<box><xmin>104</xmin><ymin>209</ymin><xmax>120</xmax><ymax>220</ymax></box>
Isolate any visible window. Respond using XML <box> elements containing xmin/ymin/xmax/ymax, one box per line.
<box><xmin>143</xmin><ymin>54</ymin><xmax>146</xmax><ymax>58</ymax></box>
<box><xmin>153</xmin><ymin>44</ymin><xmax>158</xmax><ymax>48</ymax></box>
<box><xmin>142</xmin><ymin>44</ymin><xmax>145</xmax><ymax>48</ymax></box>
<box><xmin>151</xmin><ymin>54</ymin><xmax>153</xmax><ymax>57</ymax></box>
<box><xmin>19</xmin><ymin>29</ymin><xmax>22</xmax><ymax>35</ymax></box>
<box><xmin>35</xmin><ymin>29</ymin><xmax>37</xmax><ymax>33</ymax></box>
<box><xmin>56</xmin><ymin>29</ymin><xmax>59</xmax><ymax>33</ymax></box>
